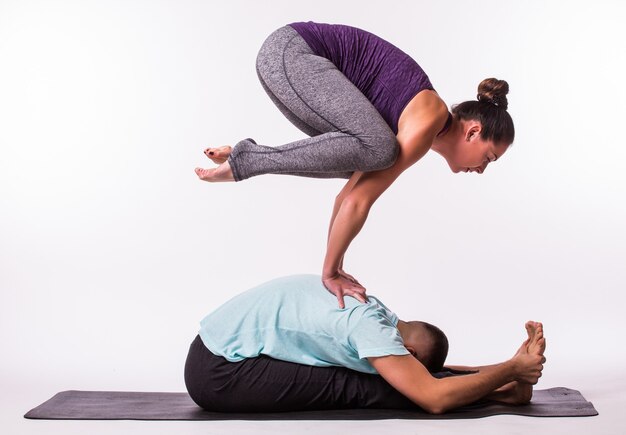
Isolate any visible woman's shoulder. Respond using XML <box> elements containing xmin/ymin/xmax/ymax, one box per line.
<box><xmin>397</xmin><ymin>90</ymin><xmax>449</xmax><ymax>140</ymax></box>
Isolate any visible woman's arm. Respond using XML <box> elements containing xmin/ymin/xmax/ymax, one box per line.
<box><xmin>327</xmin><ymin>171</ymin><xmax>364</xmax><ymax>272</ymax></box>
<box><xmin>322</xmin><ymin>128</ymin><xmax>435</xmax><ymax>307</ymax></box>
<box><xmin>322</xmin><ymin>94</ymin><xmax>449</xmax><ymax>307</ymax></box>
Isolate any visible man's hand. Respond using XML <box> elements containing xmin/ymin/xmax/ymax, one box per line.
<box><xmin>511</xmin><ymin>341</ymin><xmax>545</xmax><ymax>384</ymax></box>
<box><xmin>322</xmin><ymin>272</ymin><xmax>368</xmax><ymax>309</ymax></box>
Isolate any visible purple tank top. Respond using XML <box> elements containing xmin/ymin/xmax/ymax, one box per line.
<box><xmin>288</xmin><ymin>21</ymin><xmax>437</xmax><ymax>135</ymax></box>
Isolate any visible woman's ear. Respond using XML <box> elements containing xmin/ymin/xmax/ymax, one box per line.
<box><xmin>465</xmin><ymin>122</ymin><xmax>482</xmax><ymax>142</ymax></box>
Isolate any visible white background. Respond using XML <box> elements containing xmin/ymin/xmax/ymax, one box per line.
<box><xmin>1</xmin><ymin>0</ymin><xmax>625</xmax><ymax>434</ymax></box>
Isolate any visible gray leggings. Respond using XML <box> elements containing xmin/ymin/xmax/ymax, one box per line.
<box><xmin>227</xmin><ymin>25</ymin><xmax>400</xmax><ymax>181</ymax></box>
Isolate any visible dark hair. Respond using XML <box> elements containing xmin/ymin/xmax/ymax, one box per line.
<box><xmin>452</xmin><ymin>78</ymin><xmax>515</xmax><ymax>145</ymax></box>
<box><xmin>417</xmin><ymin>321</ymin><xmax>449</xmax><ymax>373</ymax></box>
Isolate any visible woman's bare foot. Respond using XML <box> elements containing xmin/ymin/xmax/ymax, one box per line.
<box><xmin>203</xmin><ymin>145</ymin><xmax>232</xmax><ymax>165</ymax></box>
<box><xmin>525</xmin><ymin>321</ymin><xmax>546</xmax><ymax>356</ymax></box>
<box><xmin>195</xmin><ymin>161</ymin><xmax>235</xmax><ymax>182</ymax></box>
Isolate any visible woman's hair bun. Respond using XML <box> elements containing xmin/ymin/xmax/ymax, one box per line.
<box><xmin>477</xmin><ymin>78</ymin><xmax>509</xmax><ymax>110</ymax></box>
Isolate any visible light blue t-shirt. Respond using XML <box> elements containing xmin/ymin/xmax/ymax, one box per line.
<box><xmin>198</xmin><ymin>274</ymin><xmax>409</xmax><ymax>374</ymax></box>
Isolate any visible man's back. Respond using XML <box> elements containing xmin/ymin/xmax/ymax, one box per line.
<box><xmin>199</xmin><ymin>274</ymin><xmax>409</xmax><ymax>374</ymax></box>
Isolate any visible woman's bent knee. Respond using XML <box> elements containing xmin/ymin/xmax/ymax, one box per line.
<box><xmin>379</xmin><ymin>137</ymin><xmax>400</xmax><ymax>169</ymax></box>
<box><xmin>360</xmin><ymin>136</ymin><xmax>399</xmax><ymax>172</ymax></box>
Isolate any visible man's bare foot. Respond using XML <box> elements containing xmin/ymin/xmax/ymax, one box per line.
<box><xmin>525</xmin><ymin>321</ymin><xmax>546</xmax><ymax>356</ymax></box>
<box><xmin>487</xmin><ymin>381</ymin><xmax>533</xmax><ymax>405</ymax></box>
<box><xmin>203</xmin><ymin>145</ymin><xmax>232</xmax><ymax>165</ymax></box>
<box><xmin>508</xmin><ymin>321</ymin><xmax>546</xmax><ymax>404</ymax></box>
<box><xmin>195</xmin><ymin>161</ymin><xmax>235</xmax><ymax>182</ymax></box>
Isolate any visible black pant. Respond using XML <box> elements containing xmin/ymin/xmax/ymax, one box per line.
<box><xmin>184</xmin><ymin>335</ymin><xmax>416</xmax><ymax>412</ymax></box>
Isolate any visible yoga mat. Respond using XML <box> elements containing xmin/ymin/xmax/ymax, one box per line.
<box><xmin>24</xmin><ymin>387</ymin><xmax>597</xmax><ymax>420</ymax></box>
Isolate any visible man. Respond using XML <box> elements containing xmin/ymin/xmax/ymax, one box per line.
<box><xmin>184</xmin><ymin>274</ymin><xmax>546</xmax><ymax>414</ymax></box>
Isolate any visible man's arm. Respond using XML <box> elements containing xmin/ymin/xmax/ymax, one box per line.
<box><xmin>368</xmin><ymin>347</ymin><xmax>544</xmax><ymax>414</ymax></box>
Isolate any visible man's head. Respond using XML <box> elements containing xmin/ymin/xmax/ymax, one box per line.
<box><xmin>397</xmin><ymin>320</ymin><xmax>449</xmax><ymax>372</ymax></box>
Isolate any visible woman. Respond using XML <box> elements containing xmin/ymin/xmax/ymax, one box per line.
<box><xmin>195</xmin><ymin>21</ymin><xmax>515</xmax><ymax>308</ymax></box>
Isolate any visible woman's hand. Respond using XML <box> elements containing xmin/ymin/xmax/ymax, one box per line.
<box><xmin>322</xmin><ymin>272</ymin><xmax>368</xmax><ymax>309</ymax></box>
<box><xmin>338</xmin><ymin>268</ymin><xmax>361</xmax><ymax>286</ymax></box>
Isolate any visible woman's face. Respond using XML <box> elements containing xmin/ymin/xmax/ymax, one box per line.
<box><xmin>446</xmin><ymin>123</ymin><xmax>509</xmax><ymax>174</ymax></box>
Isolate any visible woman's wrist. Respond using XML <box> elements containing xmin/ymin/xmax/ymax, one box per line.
<box><xmin>322</xmin><ymin>268</ymin><xmax>339</xmax><ymax>279</ymax></box>
<box><xmin>323</xmin><ymin>256</ymin><xmax>340</xmax><ymax>277</ymax></box>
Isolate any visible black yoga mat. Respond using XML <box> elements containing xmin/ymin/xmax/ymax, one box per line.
<box><xmin>24</xmin><ymin>387</ymin><xmax>597</xmax><ymax>420</ymax></box>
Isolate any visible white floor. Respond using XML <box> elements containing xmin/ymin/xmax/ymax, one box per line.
<box><xmin>4</xmin><ymin>368</ymin><xmax>625</xmax><ymax>435</ymax></box>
